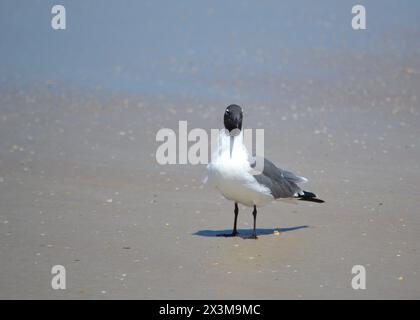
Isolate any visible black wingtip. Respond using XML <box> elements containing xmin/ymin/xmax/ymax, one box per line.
<box><xmin>297</xmin><ymin>191</ymin><xmax>325</xmax><ymax>203</ymax></box>
<box><xmin>298</xmin><ymin>197</ymin><xmax>325</xmax><ymax>203</ymax></box>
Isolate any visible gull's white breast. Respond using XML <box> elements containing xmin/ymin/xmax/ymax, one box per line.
<box><xmin>205</xmin><ymin>132</ymin><xmax>273</xmax><ymax>207</ymax></box>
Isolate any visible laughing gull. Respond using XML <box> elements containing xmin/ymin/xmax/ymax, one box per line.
<box><xmin>205</xmin><ymin>104</ymin><xmax>324</xmax><ymax>239</ymax></box>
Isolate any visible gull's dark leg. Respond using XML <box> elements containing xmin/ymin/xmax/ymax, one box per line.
<box><xmin>217</xmin><ymin>203</ymin><xmax>239</xmax><ymax>237</ymax></box>
<box><xmin>232</xmin><ymin>202</ymin><xmax>239</xmax><ymax>235</ymax></box>
<box><xmin>244</xmin><ymin>205</ymin><xmax>258</xmax><ymax>239</ymax></box>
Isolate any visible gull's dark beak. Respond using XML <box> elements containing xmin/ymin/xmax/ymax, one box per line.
<box><xmin>229</xmin><ymin>117</ymin><xmax>242</xmax><ymax>136</ymax></box>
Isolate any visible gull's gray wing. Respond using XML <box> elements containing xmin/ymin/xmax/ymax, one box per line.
<box><xmin>250</xmin><ymin>156</ymin><xmax>307</xmax><ymax>199</ymax></box>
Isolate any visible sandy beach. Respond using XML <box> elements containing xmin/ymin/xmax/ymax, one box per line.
<box><xmin>1</xmin><ymin>1</ymin><xmax>420</xmax><ymax>299</ymax></box>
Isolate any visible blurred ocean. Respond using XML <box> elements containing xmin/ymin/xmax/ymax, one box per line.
<box><xmin>1</xmin><ymin>0</ymin><xmax>419</xmax><ymax>102</ymax></box>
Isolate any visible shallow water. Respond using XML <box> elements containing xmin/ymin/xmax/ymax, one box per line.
<box><xmin>1</xmin><ymin>0</ymin><xmax>420</xmax><ymax>100</ymax></box>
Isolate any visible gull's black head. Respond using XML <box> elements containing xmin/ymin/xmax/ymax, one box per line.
<box><xmin>224</xmin><ymin>104</ymin><xmax>243</xmax><ymax>133</ymax></box>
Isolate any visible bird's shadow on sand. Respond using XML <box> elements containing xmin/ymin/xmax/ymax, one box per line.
<box><xmin>193</xmin><ymin>226</ymin><xmax>309</xmax><ymax>238</ymax></box>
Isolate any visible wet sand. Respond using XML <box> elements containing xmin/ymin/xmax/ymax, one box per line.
<box><xmin>1</xmin><ymin>1</ymin><xmax>420</xmax><ymax>299</ymax></box>
<box><xmin>1</xmin><ymin>52</ymin><xmax>420</xmax><ymax>299</ymax></box>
